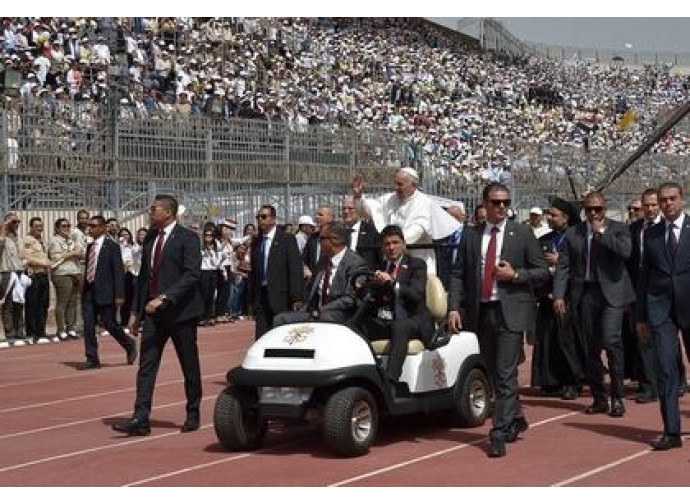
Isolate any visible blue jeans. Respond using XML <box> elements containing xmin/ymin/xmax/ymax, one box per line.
<box><xmin>228</xmin><ymin>277</ymin><xmax>247</xmax><ymax>317</ymax></box>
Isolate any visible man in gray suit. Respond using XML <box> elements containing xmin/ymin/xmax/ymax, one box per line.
<box><xmin>274</xmin><ymin>221</ymin><xmax>368</xmax><ymax>325</ymax></box>
<box><xmin>447</xmin><ymin>182</ymin><xmax>549</xmax><ymax>458</ymax></box>
<box><xmin>554</xmin><ymin>191</ymin><xmax>635</xmax><ymax>418</ymax></box>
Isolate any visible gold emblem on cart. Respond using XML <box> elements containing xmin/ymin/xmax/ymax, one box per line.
<box><xmin>284</xmin><ymin>325</ymin><xmax>313</xmax><ymax>345</ymax></box>
<box><xmin>431</xmin><ymin>355</ymin><xmax>448</xmax><ymax>388</ymax></box>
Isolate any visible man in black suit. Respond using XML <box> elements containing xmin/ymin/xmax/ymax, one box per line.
<box><xmin>359</xmin><ymin>225</ymin><xmax>434</xmax><ymax>384</ymax></box>
<box><xmin>249</xmin><ymin>204</ymin><xmax>304</xmax><ymax>339</ymax></box>
<box><xmin>636</xmin><ymin>182</ymin><xmax>690</xmax><ymax>450</ymax></box>
<box><xmin>626</xmin><ymin>188</ymin><xmax>664</xmax><ymax>403</ymax></box>
<box><xmin>341</xmin><ymin>195</ymin><xmax>381</xmax><ymax>270</ymax></box>
<box><xmin>554</xmin><ymin>191</ymin><xmax>635</xmax><ymax>419</ymax></box>
<box><xmin>113</xmin><ymin>195</ymin><xmax>203</xmax><ymax>436</ymax></box>
<box><xmin>81</xmin><ymin>215</ymin><xmax>137</xmax><ymax>370</ymax></box>
<box><xmin>448</xmin><ymin>182</ymin><xmax>549</xmax><ymax>458</ymax></box>
<box><xmin>274</xmin><ymin>221</ymin><xmax>368</xmax><ymax>325</ymax></box>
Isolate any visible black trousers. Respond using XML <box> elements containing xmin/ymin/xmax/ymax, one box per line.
<box><xmin>200</xmin><ymin>270</ymin><xmax>217</xmax><ymax>321</ymax></box>
<box><xmin>25</xmin><ymin>273</ymin><xmax>49</xmax><ymax>339</ymax></box>
<box><xmin>134</xmin><ymin>316</ymin><xmax>202</xmax><ymax>422</ymax></box>
<box><xmin>579</xmin><ymin>284</ymin><xmax>625</xmax><ymax>401</ymax></box>
<box><xmin>363</xmin><ymin>316</ymin><xmax>423</xmax><ymax>382</ymax></box>
<box><xmin>255</xmin><ymin>286</ymin><xmax>281</xmax><ymax>340</ymax></box>
<box><xmin>214</xmin><ymin>268</ymin><xmax>232</xmax><ymax>317</ymax></box>
<box><xmin>478</xmin><ymin>301</ymin><xmax>525</xmax><ymax>441</ymax></box>
<box><xmin>82</xmin><ymin>288</ymin><xmax>134</xmax><ymax>364</ymax></box>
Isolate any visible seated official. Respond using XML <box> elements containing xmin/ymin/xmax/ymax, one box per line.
<box><xmin>274</xmin><ymin>221</ymin><xmax>368</xmax><ymax>326</ymax></box>
<box><xmin>358</xmin><ymin>225</ymin><xmax>434</xmax><ymax>383</ymax></box>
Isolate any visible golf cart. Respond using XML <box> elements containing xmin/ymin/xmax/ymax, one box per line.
<box><xmin>213</xmin><ymin>273</ymin><xmax>491</xmax><ymax>457</ymax></box>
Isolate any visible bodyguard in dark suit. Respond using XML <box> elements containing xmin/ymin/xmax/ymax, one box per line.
<box><xmin>553</xmin><ymin>191</ymin><xmax>635</xmax><ymax>418</ymax></box>
<box><xmin>249</xmin><ymin>204</ymin><xmax>304</xmax><ymax>339</ymax></box>
<box><xmin>274</xmin><ymin>221</ymin><xmax>368</xmax><ymax>326</ymax></box>
<box><xmin>113</xmin><ymin>195</ymin><xmax>203</xmax><ymax>436</ymax></box>
<box><xmin>341</xmin><ymin>195</ymin><xmax>382</xmax><ymax>270</ymax></box>
<box><xmin>448</xmin><ymin>183</ymin><xmax>549</xmax><ymax>458</ymax></box>
<box><xmin>360</xmin><ymin>225</ymin><xmax>434</xmax><ymax>383</ymax></box>
<box><xmin>81</xmin><ymin>215</ymin><xmax>137</xmax><ymax>370</ymax></box>
<box><xmin>636</xmin><ymin>182</ymin><xmax>690</xmax><ymax>450</ymax></box>
<box><xmin>626</xmin><ymin>188</ymin><xmax>665</xmax><ymax>403</ymax></box>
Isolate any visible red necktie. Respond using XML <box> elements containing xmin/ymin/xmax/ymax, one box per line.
<box><xmin>320</xmin><ymin>260</ymin><xmax>333</xmax><ymax>307</ymax></box>
<box><xmin>148</xmin><ymin>229</ymin><xmax>165</xmax><ymax>297</ymax></box>
<box><xmin>481</xmin><ymin>226</ymin><xmax>498</xmax><ymax>300</ymax></box>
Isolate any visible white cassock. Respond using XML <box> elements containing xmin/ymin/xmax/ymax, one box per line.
<box><xmin>357</xmin><ymin>190</ymin><xmax>459</xmax><ymax>275</ymax></box>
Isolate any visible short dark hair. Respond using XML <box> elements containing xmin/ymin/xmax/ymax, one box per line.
<box><xmin>380</xmin><ymin>224</ymin><xmax>405</xmax><ymax>242</ymax></box>
<box><xmin>259</xmin><ymin>204</ymin><xmax>276</xmax><ymax>218</ymax></box>
<box><xmin>658</xmin><ymin>181</ymin><xmax>683</xmax><ymax>197</ymax></box>
<box><xmin>482</xmin><ymin>182</ymin><xmax>510</xmax><ymax>202</ymax></box>
<box><xmin>29</xmin><ymin>216</ymin><xmax>42</xmax><ymax>227</ymax></box>
<box><xmin>154</xmin><ymin>194</ymin><xmax>179</xmax><ymax>216</ymax></box>
<box><xmin>322</xmin><ymin>221</ymin><xmax>349</xmax><ymax>245</ymax></box>
<box><xmin>641</xmin><ymin>187</ymin><xmax>658</xmax><ymax>200</ymax></box>
<box><xmin>90</xmin><ymin>215</ymin><xmax>106</xmax><ymax>226</ymax></box>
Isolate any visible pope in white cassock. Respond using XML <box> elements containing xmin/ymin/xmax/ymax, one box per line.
<box><xmin>351</xmin><ymin>167</ymin><xmax>459</xmax><ymax>275</ymax></box>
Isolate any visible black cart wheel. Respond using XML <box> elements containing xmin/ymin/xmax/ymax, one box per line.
<box><xmin>214</xmin><ymin>385</ymin><xmax>267</xmax><ymax>451</ymax></box>
<box><xmin>323</xmin><ymin>387</ymin><xmax>378</xmax><ymax>457</ymax></box>
<box><xmin>449</xmin><ymin>367</ymin><xmax>491</xmax><ymax>427</ymax></box>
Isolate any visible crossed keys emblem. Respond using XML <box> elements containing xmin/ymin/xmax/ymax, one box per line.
<box><xmin>284</xmin><ymin>325</ymin><xmax>314</xmax><ymax>345</ymax></box>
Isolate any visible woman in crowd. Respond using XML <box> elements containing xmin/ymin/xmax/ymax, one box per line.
<box><xmin>199</xmin><ymin>224</ymin><xmax>226</xmax><ymax>326</ymax></box>
<box><xmin>118</xmin><ymin>227</ymin><xmax>135</xmax><ymax>327</ymax></box>
<box><xmin>48</xmin><ymin>217</ymin><xmax>83</xmax><ymax>340</ymax></box>
<box><xmin>228</xmin><ymin>242</ymin><xmax>251</xmax><ymax>321</ymax></box>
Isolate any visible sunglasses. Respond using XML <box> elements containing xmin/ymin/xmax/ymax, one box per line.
<box><xmin>489</xmin><ymin>199</ymin><xmax>511</xmax><ymax>207</ymax></box>
<box><xmin>585</xmin><ymin>206</ymin><xmax>605</xmax><ymax>213</ymax></box>
<box><xmin>256</xmin><ymin>214</ymin><xmax>271</xmax><ymax>220</ymax></box>
<box><xmin>628</xmin><ymin>206</ymin><xmax>641</xmax><ymax>211</ymax></box>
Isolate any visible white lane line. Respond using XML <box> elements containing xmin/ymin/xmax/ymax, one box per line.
<box><xmin>0</xmin><ymin>348</ymin><xmax>244</xmax><ymax>390</ymax></box>
<box><xmin>0</xmin><ymin>372</ymin><xmax>226</xmax><ymax>414</ymax></box>
<box><xmin>551</xmin><ymin>449</ymin><xmax>652</xmax><ymax>487</ymax></box>
<box><xmin>329</xmin><ymin>412</ymin><xmax>579</xmax><ymax>487</ymax></box>
<box><xmin>124</xmin><ymin>436</ymin><xmax>315</xmax><ymax>487</ymax></box>
<box><xmin>0</xmin><ymin>429</ymin><xmax>185</xmax><ymax>474</ymax></box>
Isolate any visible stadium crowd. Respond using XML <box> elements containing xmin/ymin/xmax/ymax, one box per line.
<box><xmin>2</xmin><ymin>16</ymin><xmax>690</xmax><ymax>194</ymax></box>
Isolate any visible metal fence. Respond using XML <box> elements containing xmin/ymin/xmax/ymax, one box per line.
<box><xmin>3</xmin><ymin>102</ymin><xmax>690</xmax><ymax>232</ymax></box>
<box><xmin>0</xmin><ymin>102</ymin><xmax>407</xmax><ymax>230</ymax></box>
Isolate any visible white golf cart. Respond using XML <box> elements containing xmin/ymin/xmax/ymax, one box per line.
<box><xmin>213</xmin><ymin>273</ymin><xmax>491</xmax><ymax>457</ymax></box>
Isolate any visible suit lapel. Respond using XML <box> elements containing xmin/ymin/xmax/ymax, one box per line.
<box><xmin>672</xmin><ymin>214</ymin><xmax>690</xmax><ymax>267</ymax></box>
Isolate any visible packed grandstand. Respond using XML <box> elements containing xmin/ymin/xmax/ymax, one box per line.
<box><xmin>2</xmin><ymin>16</ymin><xmax>690</xmax><ymax>198</ymax></box>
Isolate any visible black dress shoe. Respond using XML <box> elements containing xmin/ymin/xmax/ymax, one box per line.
<box><xmin>635</xmin><ymin>392</ymin><xmax>658</xmax><ymax>404</ymax></box>
<box><xmin>651</xmin><ymin>434</ymin><xmax>682</xmax><ymax>451</ymax></box>
<box><xmin>112</xmin><ymin>417</ymin><xmax>151</xmax><ymax>436</ymax></box>
<box><xmin>507</xmin><ymin>416</ymin><xmax>529</xmax><ymax>443</ymax></box>
<box><xmin>487</xmin><ymin>438</ymin><xmax>506</xmax><ymax>458</ymax></box>
<box><xmin>126</xmin><ymin>345</ymin><xmax>138</xmax><ymax>365</ymax></box>
<box><xmin>584</xmin><ymin>401</ymin><xmax>609</xmax><ymax>414</ymax></box>
<box><xmin>609</xmin><ymin>398</ymin><xmax>626</xmax><ymax>417</ymax></box>
<box><xmin>80</xmin><ymin>360</ymin><xmax>101</xmax><ymax>370</ymax></box>
<box><xmin>561</xmin><ymin>386</ymin><xmax>579</xmax><ymax>400</ymax></box>
<box><xmin>181</xmin><ymin>418</ymin><xmax>200</xmax><ymax>433</ymax></box>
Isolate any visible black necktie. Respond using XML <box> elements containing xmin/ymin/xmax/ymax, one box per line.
<box><xmin>669</xmin><ymin>224</ymin><xmax>679</xmax><ymax>257</ymax></box>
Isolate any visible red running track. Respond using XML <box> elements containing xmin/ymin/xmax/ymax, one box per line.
<box><xmin>0</xmin><ymin>320</ymin><xmax>689</xmax><ymax>487</ymax></box>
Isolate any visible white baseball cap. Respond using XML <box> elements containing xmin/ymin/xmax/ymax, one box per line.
<box><xmin>529</xmin><ymin>207</ymin><xmax>543</xmax><ymax>216</ymax></box>
<box><xmin>298</xmin><ymin>215</ymin><xmax>316</xmax><ymax>227</ymax></box>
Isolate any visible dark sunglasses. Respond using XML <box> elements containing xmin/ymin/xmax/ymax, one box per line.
<box><xmin>256</xmin><ymin>214</ymin><xmax>271</xmax><ymax>220</ymax></box>
<box><xmin>585</xmin><ymin>206</ymin><xmax>605</xmax><ymax>213</ymax></box>
<box><xmin>628</xmin><ymin>206</ymin><xmax>641</xmax><ymax>211</ymax></box>
<box><xmin>490</xmin><ymin>199</ymin><xmax>511</xmax><ymax>207</ymax></box>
